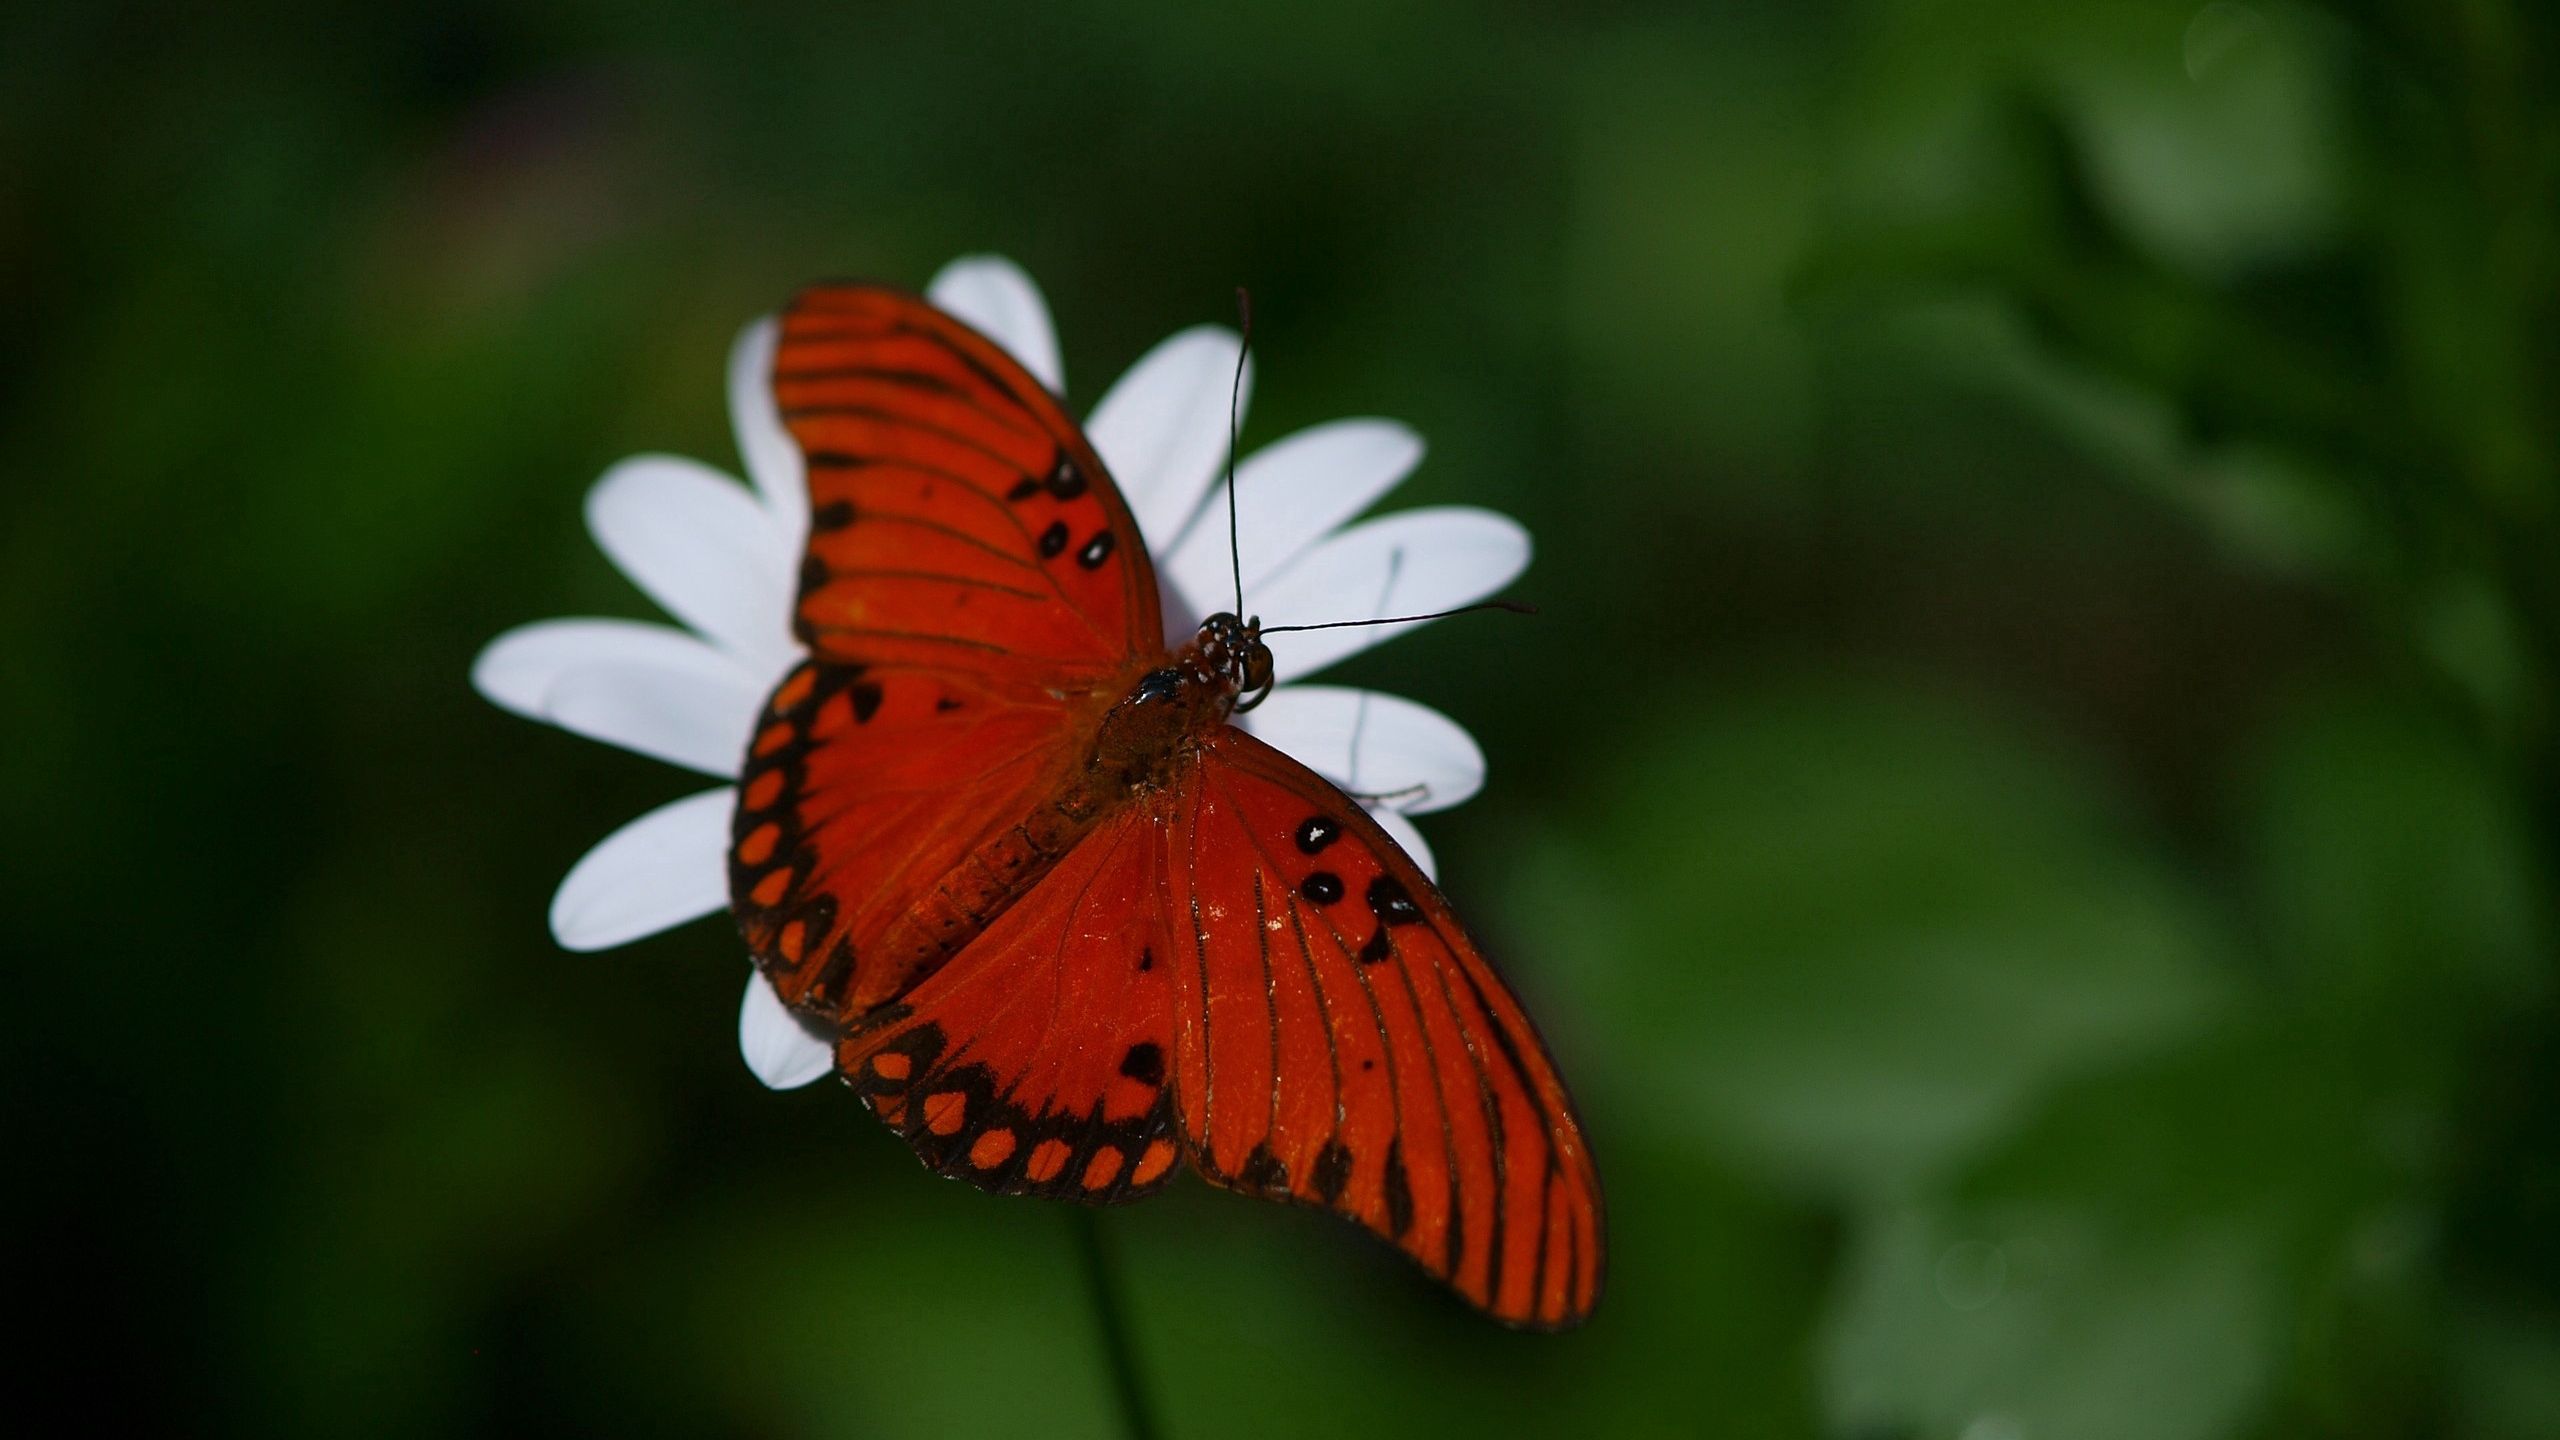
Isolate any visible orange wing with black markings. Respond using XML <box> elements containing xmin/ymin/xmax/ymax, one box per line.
<box><xmin>1163</xmin><ymin>727</ymin><xmax>1603</xmax><ymax>1328</ymax></box>
<box><xmin>730</xmin><ymin>280</ymin><xmax>1603</xmax><ymax>1328</ymax></box>
<box><xmin>773</xmin><ymin>284</ymin><xmax>1162</xmax><ymax>676</ymax></box>
<box><xmin>833</xmin><ymin>799</ymin><xmax>1188</xmax><ymax>1201</ymax></box>
<box><xmin>731</xmin><ymin>655</ymin><xmax>1104</xmax><ymax>1017</ymax></box>
<box><xmin>734</xmin><ymin>285</ymin><xmax>1158</xmax><ymax>1020</ymax></box>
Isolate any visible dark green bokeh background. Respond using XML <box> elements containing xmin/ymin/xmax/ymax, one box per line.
<box><xmin>11</xmin><ymin>2</ymin><xmax>2558</xmax><ymax>1435</ymax></box>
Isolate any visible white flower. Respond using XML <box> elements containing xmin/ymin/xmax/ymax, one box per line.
<box><xmin>473</xmin><ymin>255</ymin><xmax>1529</xmax><ymax>1091</ymax></box>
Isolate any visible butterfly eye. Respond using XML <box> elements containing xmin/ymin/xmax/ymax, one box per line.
<box><xmin>1231</xmin><ymin>645</ymin><xmax>1277</xmax><ymax>714</ymax></box>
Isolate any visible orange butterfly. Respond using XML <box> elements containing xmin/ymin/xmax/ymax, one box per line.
<box><xmin>725</xmin><ymin>283</ymin><xmax>1601</xmax><ymax>1328</ymax></box>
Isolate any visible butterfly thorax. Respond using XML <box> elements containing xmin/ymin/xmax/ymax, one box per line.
<box><xmin>1084</xmin><ymin>612</ymin><xmax>1271</xmax><ymax>796</ymax></box>
<box><xmin>839</xmin><ymin>616</ymin><xmax>1269</xmax><ymax>1015</ymax></box>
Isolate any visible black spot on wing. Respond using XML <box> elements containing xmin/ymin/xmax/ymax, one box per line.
<box><xmin>1367</xmin><ymin>875</ymin><xmax>1424</xmax><ymax>927</ymax></box>
<box><xmin>1045</xmin><ymin>454</ymin><xmax>1087</xmax><ymax>499</ymax></box>
<box><xmin>1313</xmin><ymin>1139</ymin><xmax>1355</xmax><ymax>1205</ymax></box>
<box><xmin>1237</xmin><ymin>1141</ymin><xmax>1289</xmax><ymax>1196</ymax></box>
<box><xmin>1119</xmin><ymin>1042</ymin><xmax>1166</xmax><ymax>1086</ymax></box>
<box><xmin>1295</xmin><ymin>815</ymin><xmax>1341</xmax><ymax>854</ymax></box>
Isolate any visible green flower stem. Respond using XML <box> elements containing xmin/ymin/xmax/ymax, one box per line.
<box><xmin>1072</xmin><ymin>1207</ymin><xmax>1161</xmax><ymax>1440</ymax></box>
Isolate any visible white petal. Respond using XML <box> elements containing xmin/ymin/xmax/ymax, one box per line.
<box><xmin>1088</xmin><ymin>326</ymin><xmax>1251</xmax><ymax>554</ymax></box>
<box><xmin>728</xmin><ymin>318</ymin><xmax>807</xmax><ymax>551</ymax></box>
<box><xmin>473</xmin><ymin>618</ymin><xmax>757</xmax><ymax>721</ymax></box>
<box><xmin>549</xmin><ymin>787</ymin><xmax>736</xmax><ymax>951</ymax></box>
<box><xmin>585</xmin><ymin>454</ymin><xmax>798</xmax><ymax>675</ymax></box>
<box><xmin>1236</xmin><ymin>685</ymin><xmax>1484</xmax><ymax>815</ymax></box>
<box><xmin>739</xmin><ymin>972</ymin><xmax>839</xmax><ymax>1089</ymax></box>
<box><xmin>1254</xmin><ymin>507</ymin><xmax>1531</xmax><ymax>682</ymax></box>
<box><xmin>1161</xmin><ymin>420</ymin><xmax>1424</xmax><ymax>626</ymax></box>
<box><xmin>928</xmin><ymin>255</ymin><xmax>1064</xmax><ymax>396</ymax></box>
<box><xmin>1368</xmin><ymin>804</ymin><xmax>1438</xmax><ymax>882</ymax></box>
<box><xmin>542</xmin><ymin>640</ymin><xmax>765</xmax><ymax>776</ymax></box>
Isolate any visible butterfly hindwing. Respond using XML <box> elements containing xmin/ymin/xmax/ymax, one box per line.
<box><xmin>774</xmin><ymin>285</ymin><xmax>1161</xmax><ymax>678</ymax></box>
<box><xmin>833</xmin><ymin>801</ymin><xmax>1186</xmax><ymax>1202</ymax></box>
<box><xmin>731</xmin><ymin>656</ymin><xmax>1111</xmax><ymax>1018</ymax></box>
<box><xmin>1166</xmin><ymin>727</ymin><xmax>1603</xmax><ymax>1328</ymax></box>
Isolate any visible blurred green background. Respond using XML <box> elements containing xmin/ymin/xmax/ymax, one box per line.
<box><xmin>10</xmin><ymin>1</ymin><xmax>2558</xmax><ymax>1435</ymax></box>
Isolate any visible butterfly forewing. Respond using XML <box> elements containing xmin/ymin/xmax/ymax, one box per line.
<box><xmin>774</xmin><ymin>285</ymin><xmax>1162</xmax><ymax>677</ymax></box>
<box><xmin>736</xmin><ymin>286</ymin><xmax>1161</xmax><ymax>1019</ymax></box>
<box><xmin>1167</xmin><ymin>728</ymin><xmax>1604</xmax><ymax>1328</ymax></box>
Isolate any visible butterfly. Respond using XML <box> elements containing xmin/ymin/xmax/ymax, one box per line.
<box><xmin>727</xmin><ymin>283</ymin><xmax>1602</xmax><ymax>1328</ymax></box>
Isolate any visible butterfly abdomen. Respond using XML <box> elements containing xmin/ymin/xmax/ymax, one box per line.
<box><xmin>827</xmin><ymin>634</ymin><xmax>1249</xmax><ymax>1016</ymax></box>
<box><xmin>854</xmin><ymin>798</ymin><xmax>1099</xmax><ymax>1012</ymax></box>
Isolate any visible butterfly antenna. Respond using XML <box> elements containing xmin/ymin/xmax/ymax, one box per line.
<box><xmin>1260</xmin><ymin>599</ymin><xmax>1536</xmax><ymax>636</ymax></box>
<box><xmin>1227</xmin><ymin>286</ymin><xmax>1251</xmax><ymax>620</ymax></box>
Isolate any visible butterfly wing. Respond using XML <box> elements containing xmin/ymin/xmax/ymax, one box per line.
<box><xmin>774</xmin><ymin>284</ymin><xmax>1162</xmax><ymax>673</ymax></box>
<box><xmin>1166</xmin><ymin>727</ymin><xmax>1603</xmax><ymax>1328</ymax></box>
<box><xmin>735</xmin><ymin>286</ymin><xmax>1161</xmax><ymax>1019</ymax></box>
<box><xmin>733</xmin><ymin>656</ymin><xmax>1107</xmax><ymax>1017</ymax></box>
<box><xmin>819</xmin><ymin>719</ymin><xmax>1602</xmax><ymax>1325</ymax></box>
<box><xmin>835</xmin><ymin>798</ymin><xmax>1187</xmax><ymax>1202</ymax></box>
<box><xmin>746</xmin><ymin>283</ymin><xmax>1598</xmax><ymax>1324</ymax></box>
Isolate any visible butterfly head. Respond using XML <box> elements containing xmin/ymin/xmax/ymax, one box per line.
<box><xmin>1195</xmin><ymin>612</ymin><xmax>1276</xmax><ymax>713</ymax></box>
<box><xmin>1095</xmin><ymin>613</ymin><xmax>1275</xmax><ymax>785</ymax></box>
